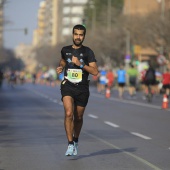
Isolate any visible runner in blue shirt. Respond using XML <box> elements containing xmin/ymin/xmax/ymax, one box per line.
<box><xmin>116</xmin><ymin>65</ymin><xmax>126</xmax><ymax>99</ymax></box>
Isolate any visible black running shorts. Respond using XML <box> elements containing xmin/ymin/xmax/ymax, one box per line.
<box><xmin>60</xmin><ymin>80</ymin><xmax>90</xmax><ymax>107</ymax></box>
<box><xmin>118</xmin><ymin>83</ymin><xmax>125</xmax><ymax>87</ymax></box>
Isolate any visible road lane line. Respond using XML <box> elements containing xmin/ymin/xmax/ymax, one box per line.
<box><xmin>88</xmin><ymin>114</ymin><xmax>98</xmax><ymax>119</ymax></box>
<box><xmin>83</xmin><ymin>131</ymin><xmax>161</xmax><ymax>170</ymax></box>
<box><xmin>131</xmin><ymin>132</ymin><xmax>152</xmax><ymax>140</ymax></box>
<box><xmin>91</xmin><ymin>93</ymin><xmax>168</xmax><ymax>111</ymax></box>
<box><xmin>53</xmin><ymin>99</ymin><xmax>58</xmax><ymax>103</ymax></box>
<box><xmin>104</xmin><ymin>121</ymin><xmax>119</xmax><ymax>128</ymax></box>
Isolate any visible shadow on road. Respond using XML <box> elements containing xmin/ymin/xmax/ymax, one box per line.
<box><xmin>71</xmin><ymin>147</ymin><xmax>137</xmax><ymax>160</ymax></box>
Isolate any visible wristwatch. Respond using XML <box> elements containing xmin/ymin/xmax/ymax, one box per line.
<box><xmin>79</xmin><ymin>59</ymin><xmax>85</xmax><ymax>68</ymax></box>
<box><xmin>80</xmin><ymin>63</ymin><xmax>85</xmax><ymax>68</ymax></box>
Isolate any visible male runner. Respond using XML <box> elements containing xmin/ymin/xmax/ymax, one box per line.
<box><xmin>56</xmin><ymin>24</ymin><xmax>98</xmax><ymax>156</ymax></box>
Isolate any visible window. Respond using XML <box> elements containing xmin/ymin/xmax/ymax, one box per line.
<box><xmin>72</xmin><ymin>0</ymin><xmax>87</xmax><ymax>4</ymax></box>
<box><xmin>71</xmin><ymin>17</ymin><xmax>81</xmax><ymax>24</ymax></box>
<box><xmin>63</xmin><ymin>7</ymin><xmax>71</xmax><ymax>14</ymax></box>
<box><xmin>63</xmin><ymin>0</ymin><xmax>71</xmax><ymax>3</ymax></box>
<box><xmin>62</xmin><ymin>17</ymin><xmax>70</xmax><ymax>25</ymax></box>
<box><xmin>62</xmin><ymin>28</ymin><xmax>71</xmax><ymax>35</ymax></box>
<box><xmin>71</xmin><ymin>6</ymin><xmax>84</xmax><ymax>14</ymax></box>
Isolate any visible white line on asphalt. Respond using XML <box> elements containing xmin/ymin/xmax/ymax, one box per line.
<box><xmin>83</xmin><ymin>131</ymin><xmax>161</xmax><ymax>170</ymax></box>
<box><xmin>131</xmin><ymin>132</ymin><xmax>152</xmax><ymax>140</ymax></box>
<box><xmin>91</xmin><ymin>93</ymin><xmax>169</xmax><ymax>111</ymax></box>
<box><xmin>53</xmin><ymin>99</ymin><xmax>58</xmax><ymax>103</ymax></box>
<box><xmin>104</xmin><ymin>121</ymin><xmax>119</xmax><ymax>128</ymax></box>
<box><xmin>88</xmin><ymin>114</ymin><xmax>98</xmax><ymax>119</ymax></box>
<box><xmin>58</xmin><ymin>101</ymin><xmax>63</xmax><ymax>105</ymax></box>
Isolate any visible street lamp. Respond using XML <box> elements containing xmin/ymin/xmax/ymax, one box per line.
<box><xmin>156</xmin><ymin>0</ymin><xmax>165</xmax><ymax>19</ymax></box>
<box><xmin>89</xmin><ymin>0</ymin><xmax>96</xmax><ymax>34</ymax></box>
<box><xmin>4</xmin><ymin>28</ymin><xmax>28</xmax><ymax>35</ymax></box>
<box><xmin>107</xmin><ymin>0</ymin><xmax>111</xmax><ymax>32</ymax></box>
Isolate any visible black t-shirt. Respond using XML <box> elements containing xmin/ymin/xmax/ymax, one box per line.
<box><xmin>61</xmin><ymin>45</ymin><xmax>96</xmax><ymax>83</ymax></box>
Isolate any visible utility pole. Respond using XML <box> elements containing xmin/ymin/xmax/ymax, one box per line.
<box><xmin>107</xmin><ymin>0</ymin><xmax>111</xmax><ymax>32</ymax></box>
<box><xmin>4</xmin><ymin>28</ymin><xmax>28</xmax><ymax>35</ymax></box>
<box><xmin>0</xmin><ymin>0</ymin><xmax>5</xmax><ymax>48</ymax></box>
<box><xmin>89</xmin><ymin>0</ymin><xmax>96</xmax><ymax>34</ymax></box>
<box><xmin>161</xmin><ymin>0</ymin><xmax>165</xmax><ymax>20</ymax></box>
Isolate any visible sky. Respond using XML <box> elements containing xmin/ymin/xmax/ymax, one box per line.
<box><xmin>3</xmin><ymin>0</ymin><xmax>42</xmax><ymax>50</ymax></box>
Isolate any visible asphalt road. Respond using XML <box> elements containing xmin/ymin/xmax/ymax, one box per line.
<box><xmin>0</xmin><ymin>82</ymin><xmax>170</xmax><ymax>170</ymax></box>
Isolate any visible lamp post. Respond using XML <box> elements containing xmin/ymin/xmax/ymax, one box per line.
<box><xmin>4</xmin><ymin>28</ymin><xmax>28</xmax><ymax>35</ymax></box>
<box><xmin>156</xmin><ymin>0</ymin><xmax>165</xmax><ymax>19</ymax></box>
<box><xmin>0</xmin><ymin>0</ymin><xmax>5</xmax><ymax>48</ymax></box>
<box><xmin>89</xmin><ymin>1</ymin><xmax>96</xmax><ymax>35</ymax></box>
<box><xmin>107</xmin><ymin>0</ymin><xmax>111</xmax><ymax>33</ymax></box>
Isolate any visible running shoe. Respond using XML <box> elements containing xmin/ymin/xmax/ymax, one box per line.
<box><xmin>65</xmin><ymin>144</ymin><xmax>74</xmax><ymax>156</ymax></box>
<box><xmin>73</xmin><ymin>142</ymin><xmax>78</xmax><ymax>156</ymax></box>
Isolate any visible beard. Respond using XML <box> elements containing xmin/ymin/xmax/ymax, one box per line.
<box><xmin>73</xmin><ymin>38</ymin><xmax>84</xmax><ymax>47</ymax></box>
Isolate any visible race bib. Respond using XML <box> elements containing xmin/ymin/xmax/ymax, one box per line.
<box><xmin>66</xmin><ymin>69</ymin><xmax>82</xmax><ymax>83</ymax></box>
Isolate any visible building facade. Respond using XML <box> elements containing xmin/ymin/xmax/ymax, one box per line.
<box><xmin>33</xmin><ymin>0</ymin><xmax>88</xmax><ymax>47</ymax></box>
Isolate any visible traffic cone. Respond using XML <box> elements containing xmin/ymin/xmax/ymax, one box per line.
<box><xmin>105</xmin><ymin>87</ymin><xmax>111</xmax><ymax>98</ymax></box>
<box><xmin>162</xmin><ymin>94</ymin><xmax>168</xmax><ymax>109</ymax></box>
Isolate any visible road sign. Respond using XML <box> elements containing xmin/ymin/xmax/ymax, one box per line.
<box><xmin>125</xmin><ymin>54</ymin><xmax>131</xmax><ymax>63</ymax></box>
<box><xmin>157</xmin><ymin>55</ymin><xmax>166</xmax><ymax>65</ymax></box>
<box><xmin>134</xmin><ymin>45</ymin><xmax>141</xmax><ymax>54</ymax></box>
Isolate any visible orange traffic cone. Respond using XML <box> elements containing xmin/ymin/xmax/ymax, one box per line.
<box><xmin>105</xmin><ymin>87</ymin><xmax>111</xmax><ymax>98</ymax></box>
<box><xmin>162</xmin><ymin>94</ymin><xmax>168</xmax><ymax>109</ymax></box>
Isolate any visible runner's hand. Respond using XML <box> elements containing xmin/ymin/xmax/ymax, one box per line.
<box><xmin>72</xmin><ymin>56</ymin><xmax>81</xmax><ymax>66</ymax></box>
<box><xmin>56</xmin><ymin>66</ymin><xmax>63</xmax><ymax>74</ymax></box>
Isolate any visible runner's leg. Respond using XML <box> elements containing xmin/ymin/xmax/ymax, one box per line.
<box><xmin>63</xmin><ymin>96</ymin><xmax>74</xmax><ymax>142</ymax></box>
<box><xmin>73</xmin><ymin>105</ymin><xmax>85</xmax><ymax>138</ymax></box>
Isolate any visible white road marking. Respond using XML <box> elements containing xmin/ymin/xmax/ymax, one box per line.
<box><xmin>83</xmin><ymin>131</ymin><xmax>161</xmax><ymax>170</ymax></box>
<box><xmin>58</xmin><ymin>101</ymin><xmax>63</xmax><ymax>105</ymax></box>
<box><xmin>131</xmin><ymin>132</ymin><xmax>152</xmax><ymax>140</ymax></box>
<box><xmin>88</xmin><ymin>114</ymin><xmax>98</xmax><ymax>119</ymax></box>
<box><xmin>91</xmin><ymin>93</ymin><xmax>169</xmax><ymax>111</ymax></box>
<box><xmin>104</xmin><ymin>121</ymin><xmax>119</xmax><ymax>128</ymax></box>
<box><xmin>53</xmin><ymin>99</ymin><xmax>58</xmax><ymax>103</ymax></box>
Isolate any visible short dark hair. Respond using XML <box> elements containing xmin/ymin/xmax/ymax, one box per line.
<box><xmin>72</xmin><ymin>24</ymin><xmax>86</xmax><ymax>36</ymax></box>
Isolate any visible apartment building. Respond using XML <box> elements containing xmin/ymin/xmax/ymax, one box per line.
<box><xmin>33</xmin><ymin>0</ymin><xmax>88</xmax><ymax>47</ymax></box>
<box><xmin>59</xmin><ymin>0</ymin><xmax>88</xmax><ymax>42</ymax></box>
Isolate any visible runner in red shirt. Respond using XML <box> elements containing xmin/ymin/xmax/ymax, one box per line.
<box><xmin>106</xmin><ymin>69</ymin><xmax>114</xmax><ymax>89</ymax></box>
<box><xmin>162</xmin><ymin>68</ymin><xmax>170</xmax><ymax>98</ymax></box>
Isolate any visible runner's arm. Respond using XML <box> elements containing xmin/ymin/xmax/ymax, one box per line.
<box><xmin>56</xmin><ymin>59</ymin><xmax>66</xmax><ymax>74</ymax></box>
<box><xmin>72</xmin><ymin>56</ymin><xmax>98</xmax><ymax>76</ymax></box>
<box><xmin>83</xmin><ymin>62</ymin><xmax>98</xmax><ymax>76</ymax></box>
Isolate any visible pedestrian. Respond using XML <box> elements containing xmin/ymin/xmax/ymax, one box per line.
<box><xmin>98</xmin><ymin>66</ymin><xmax>107</xmax><ymax>93</ymax></box>
<box><xmin>140</xmin><ymin>65</ymin><xmax>148</xmax><ymax>100</ymax></box>
<box><xmin>116</xmin><ymin>65</ymin><xmax>126</xmax><ymax>99</ymax></box>
<box><xmin>144</xmin><ymin>62</ymin><xmax>156</xmax><ymax>98</ymax></box>
<box><xmin>162</xmin><ymin>68</ymin><xmax>170</xmax><ymax>98</ymax></box>
<box><xmin>0</xmin><ymin>69</ymin><xmax>3</xmax><ymax>88</ymax></box>
<box><xmin>106</xmin><ymin>68</ymin><xmax>114</xmax><ymax>89</ymax></box>
<box><xmin>127</xmin><ymin>63</ymin><xmax>138</xmax><ymax>98</ymax></box>
<box><xmin>56</xmin><ymin>24</ymin><xmax>98</xmax><ymax>156</ymax></box>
